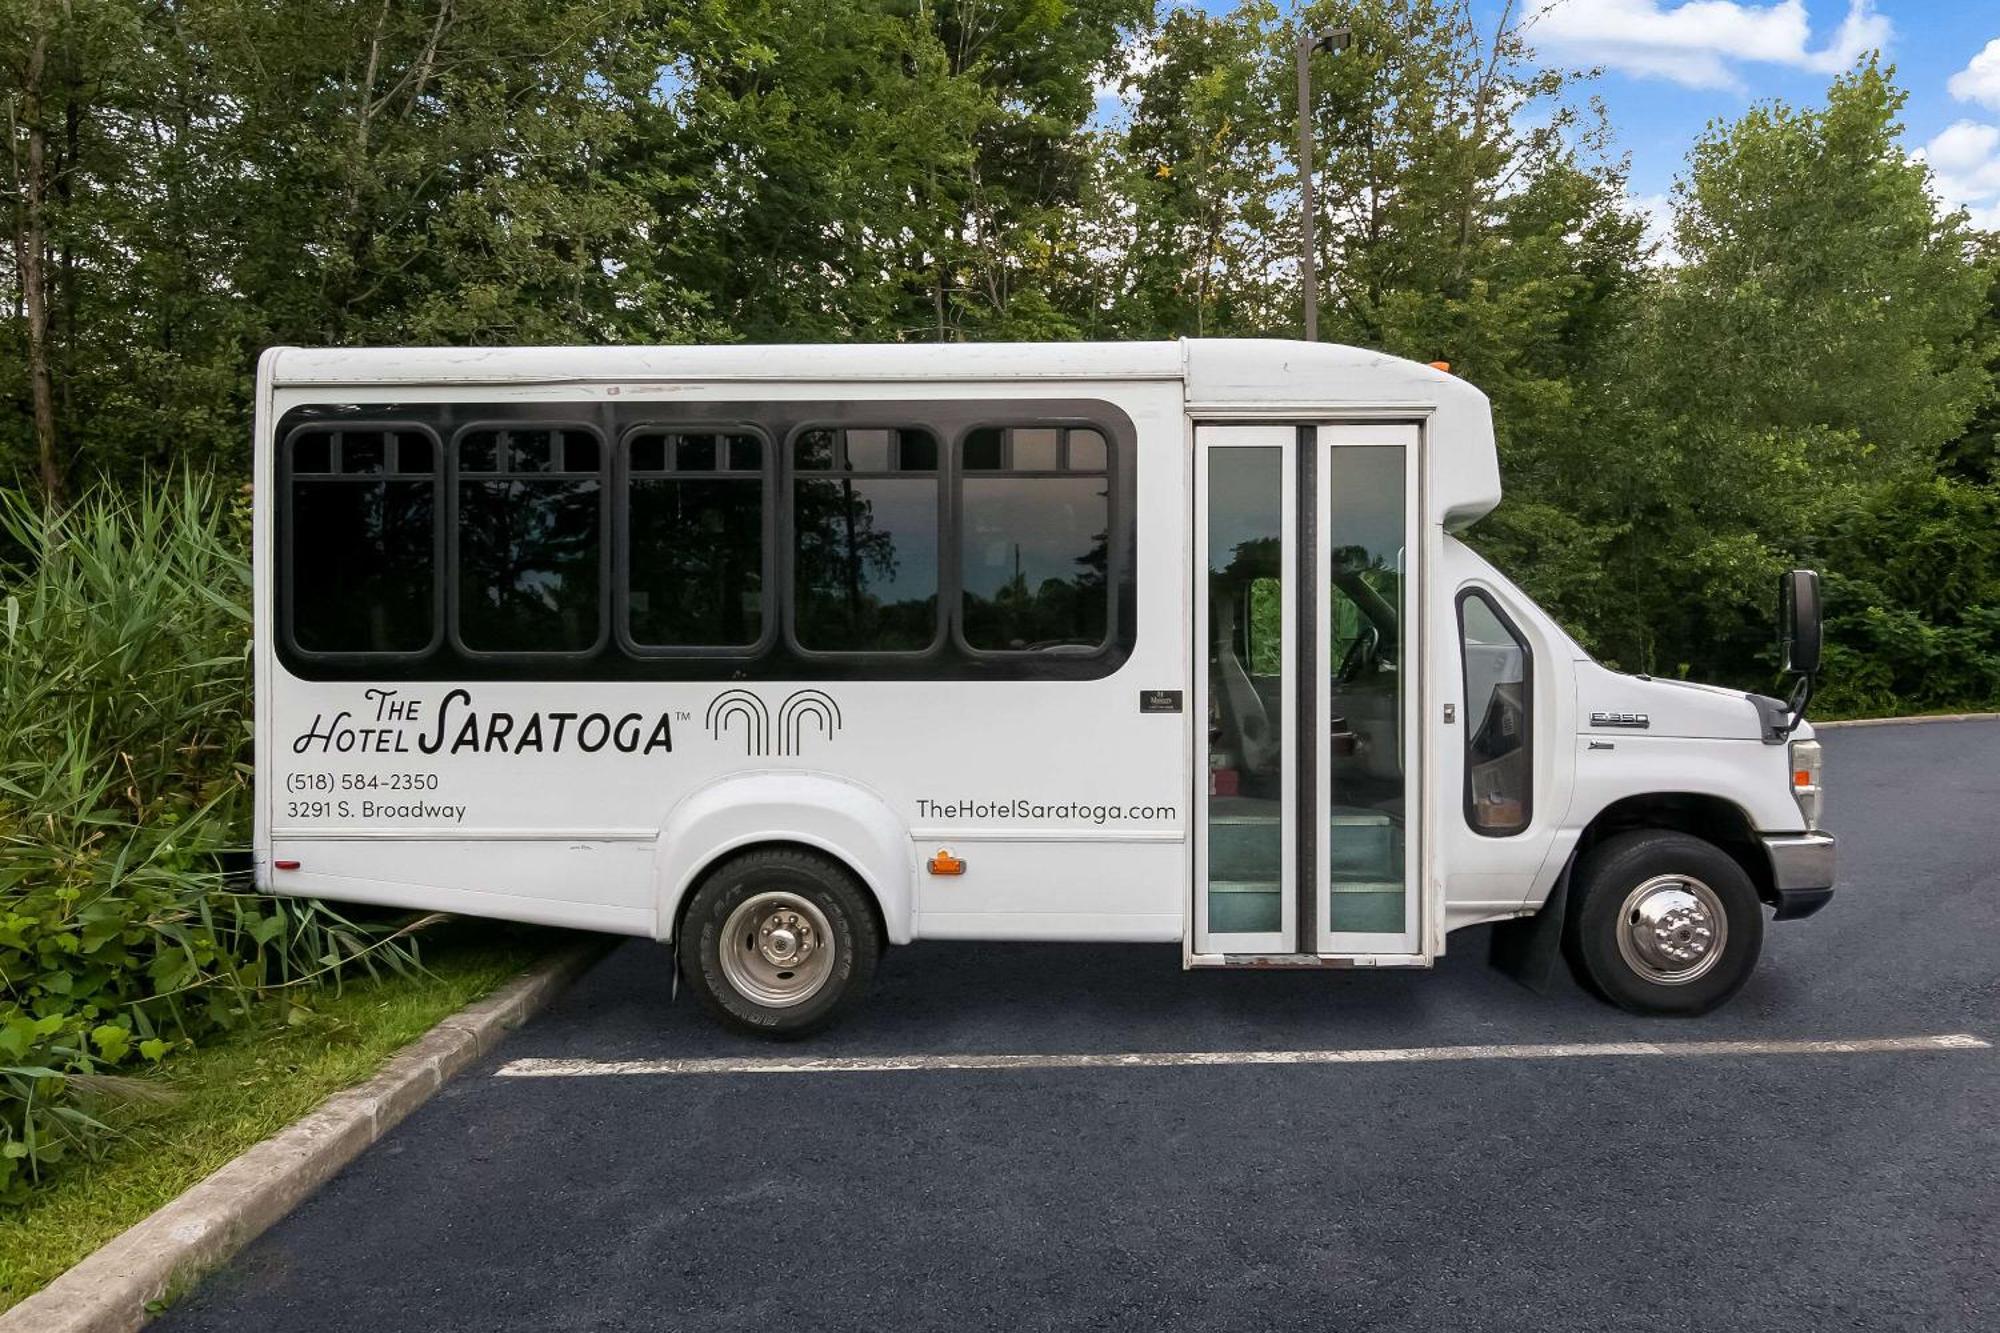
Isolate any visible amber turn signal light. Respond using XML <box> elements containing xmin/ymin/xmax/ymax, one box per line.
<box><xmin>1428</xmin><ymin>360</ymin><xmax>1452</xmax><ymax>373</ymax></box>
<box><xmin>927</xmin><ymin>849</ymin><xmax>966</xmax><ymax>876</ymax></box>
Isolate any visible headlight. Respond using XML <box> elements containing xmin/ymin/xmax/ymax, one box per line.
<box><xmin>1788</xmin><ymin>738</ymin><xmax>1823</xmax><ymax>831</ymax></box>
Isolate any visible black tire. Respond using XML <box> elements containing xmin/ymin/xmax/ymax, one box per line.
<box><xmin>676</xmin><ymin>847</ymin><xmax>879</xmax><ymax>1038</ymax></box>
<box><xmin>1564</xmin><ymin>829</ymin><xmax>1764</xmax><ymax>1016</ymax></box>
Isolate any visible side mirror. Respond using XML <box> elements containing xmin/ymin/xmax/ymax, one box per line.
<box><xmin>1779</xmin><ymin>569</ymin><xmax>1822</xmax><ymax>677</ymax></box>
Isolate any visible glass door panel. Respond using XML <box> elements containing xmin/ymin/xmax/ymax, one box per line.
<box><xmin>1194</xmin><ymin>427</ymin><xmax>1295</xmax><ymax>954</ymax></box>
<box><xmin>1316</xmin><ymin>434</ymin><xmax>1420</xmax><ymax>954</ymax></box>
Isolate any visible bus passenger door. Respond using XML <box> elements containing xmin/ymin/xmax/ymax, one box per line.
<box><xmin>1193</xmin><ymin>426</ymin><xmax>1297</xmax><ymax>954</ymax></box>
<box><xmin>1193</xmin><ymin>423</ymin><xmax>1421</xmax><ymax>961</ymax></box>
<box><xmin>1312</xmin><ymin>426</ymin><xmax>1421</xmax><ymax>957</ymax></box>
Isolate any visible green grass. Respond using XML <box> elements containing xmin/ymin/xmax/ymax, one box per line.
<box><xmin>0</xmin><ymin>923</ymin><xmax>554</xmax><ymax>1313</ymax></box>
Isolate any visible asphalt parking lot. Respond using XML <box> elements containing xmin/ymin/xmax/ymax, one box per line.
<box><xmin>162</xmin><ymin>719</ymin><xmax>1999</xmax><ymax>1332</ymax></box>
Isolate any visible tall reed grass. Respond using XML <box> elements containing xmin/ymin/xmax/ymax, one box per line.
<box><xmin>1</xmin><ymin>476</ymin><xmax>418</xmax><ymax>1200</ymax></box>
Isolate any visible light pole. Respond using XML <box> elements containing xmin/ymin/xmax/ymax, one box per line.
<box><xmin>1297</xmin><ymin>24</ymin><xmax>1351</xmax><ymax>343</ymax></box>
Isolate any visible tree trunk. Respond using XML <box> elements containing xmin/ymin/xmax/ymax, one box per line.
<box><xmin>57</xmin><ymin>67</ymin><xmax>79</xmax><ymax>429</ymax></box>
<box><xmin>15</xmin><ymin>24</ymin><xmax>63</xmax><ymax>506</ymax></box>
<box><xmin>934</xmin><ymin>258</ymin><xmax>947</xmax><ymax>342</ymax></box>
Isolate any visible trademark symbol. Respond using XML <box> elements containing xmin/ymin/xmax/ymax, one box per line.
<box><xmin>675</xmin><ymin>711</ymin><xmax>692</xmax><ymax>723</ymax></box>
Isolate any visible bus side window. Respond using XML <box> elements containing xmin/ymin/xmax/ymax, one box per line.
<box><xmin>959</xmin><ymin>426</ymin><xmax>1110</xmax><ymax>653</ymax></box>
<box><xmin>1459</xmin><ymin>590</ymin><xmax>1533</xmax><ymax>835</ymax></box>
<box><xmin>286</xmin><ymin>426</ymin><xmax>438</xmax><ymax>657</ymax></box>
<box><xmin>625</xmin><ymin>430</ymin><xmax>765</xmax><ymax>650</ymax></box>
<box><xmin>454</xmin><ymin>426</ymin><xmax>605</xmax><ymax>655</ymax></box>
<box><xmin>791</xmin><ymin>427</ymin><xmax>941</xmax><ymax>653</ymax></box>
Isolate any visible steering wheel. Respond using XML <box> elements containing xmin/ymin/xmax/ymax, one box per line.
<box><xmin>1336</xmin><ymin>625</ymin><xmax>1380</xmax><ymax>683</ymax></box>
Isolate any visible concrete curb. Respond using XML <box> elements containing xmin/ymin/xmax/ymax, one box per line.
<box><xmin>1815</xmin><ymin>711</ymin><xmax>2000</xmax><ymax>729</ymax></box>
<box><xmin>2</xmin><ymin>940</ymin><xmax>606</xmax><ymax>1333</ymax></box>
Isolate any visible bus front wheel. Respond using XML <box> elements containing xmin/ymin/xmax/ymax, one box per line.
<box><xmin>677</xmin><ymin>848</ymin><xmax>880</xmax><ymax>1038</ymax></box>
<box><xmin>1565</xmin><ymin>829</ymin><xmax>1764</xmax><ymax>1016</ymax></box>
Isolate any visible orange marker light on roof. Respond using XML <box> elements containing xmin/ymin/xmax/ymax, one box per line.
<box><xmin>1428</xmin><ymin>360</ymin><xmax>1452</xmax><ymax>373</ymax></box>
<box><xmin>927</xmin><ymin>849</ymin><xmax>966</xmax><ymax>876</ymax></box>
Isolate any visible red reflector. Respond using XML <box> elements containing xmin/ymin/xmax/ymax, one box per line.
<box><xmin>274</xmin><ymin>859</ymin><xmax>301</xmax><ymax>871</ymax></box>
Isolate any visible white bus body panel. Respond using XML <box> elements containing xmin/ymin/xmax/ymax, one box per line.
<box><xmin>1431</xmin><ymin>538</ymin><xmax>1577</xmax><ymax>938</ymax></box>
<box><xmin>259</xmin><ymin>365</ymin><xmax>1191</xmax><ymax>944</ymax></box>
<box><xmin>1438</xmin><ymin>541</ymin><xmax>1808</xmax><ymax>930</ymax></box>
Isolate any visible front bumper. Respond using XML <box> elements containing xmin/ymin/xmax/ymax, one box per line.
<box><xmin>1762</xmin><ymin>832</ymin><xmax>1836</xmax><ymax>920</ymax></box>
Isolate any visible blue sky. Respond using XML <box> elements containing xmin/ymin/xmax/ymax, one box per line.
<box><xmin>1141</xmin><ymin>2</ymin><xmax>2000</xmax><ymax>237</ymax></box>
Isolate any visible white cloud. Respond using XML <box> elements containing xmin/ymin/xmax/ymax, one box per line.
<box><xmin>1093</xmin><ymin>32</ymin><xmax>1160</xmax><ymax>102</ymax></box>
<box><xmin>1089</xmin><ymin>30</ymin><xmax>1161</xmax><ymax>129</ymax></box>
<box><xmin>1915</xmin><ymin>119</ymin><xmax>2000</xmax><ymax>231</ymax></box>
<box><xmin>1530</xmin><ymin>0</ymin><xmax>1890</xmax><ymax>91</ymax></box>
<box><xmin>1627</xmin><ymin>190</ymin><xmax>1682</xmax><ymax>264</ymax></box>
<box><xmin>1926</xmin><ymin>121</ymin><xmax>2000</xmax><ymax>186</ymax></box>
<box><xmin>1948</xmin><ymin>37</ymin><xmax>2000</xmax><ymax>110</ymax></box>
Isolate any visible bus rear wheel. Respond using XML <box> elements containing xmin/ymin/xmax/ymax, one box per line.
<box><xmin>677</xmin><ymin>848</ymin><xmax>879</xmax><ymax>1038</ymax></box>
<box><xmin>1565</xmin><ymin>829</ymin><xmax>1763</xmax><ymax>1016</ymax></box>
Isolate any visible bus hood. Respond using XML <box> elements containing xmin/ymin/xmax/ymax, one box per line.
<box><xmin>1574</xmin><ymin>661</ymin><xmax>1774</xmax><ymax>741</ymax></box>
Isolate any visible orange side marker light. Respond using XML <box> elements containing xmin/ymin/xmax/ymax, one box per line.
<box><xmin>927</xmin><ymin>849</ymin><xmax>966</xmax><ymax>876</ymax></box>
<box><xmin>1428</xmin><ymin>360</ymin><xmax>1452</xmax><ymax>373</ymax></box>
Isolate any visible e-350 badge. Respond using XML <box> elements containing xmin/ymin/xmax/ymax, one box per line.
<box><xmin>1589</xmin><ymin>711</ymin><xmax>1650</xmax><ymax>729</ymax></box>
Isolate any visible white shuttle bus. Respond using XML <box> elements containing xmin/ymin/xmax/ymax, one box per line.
<box><xmin>253</xmin><ymin>339</ymin><xmax>1835</xmax><ymax>1035</ymax></box>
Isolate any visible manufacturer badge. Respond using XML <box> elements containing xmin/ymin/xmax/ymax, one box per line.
<box><xmin>1590</xmin><ymin>711</ymin><xmax>1650</xmax><ymax>729</ymax></box>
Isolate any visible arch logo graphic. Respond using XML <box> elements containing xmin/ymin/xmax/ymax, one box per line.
<box><xmin>705</xmin><ymin>689</ymin><xmax>843</xmax><ymax>757</ymax></box>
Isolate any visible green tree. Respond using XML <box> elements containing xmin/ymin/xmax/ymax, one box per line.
<box><xmin>1942</xmin><ymin>233</ymin><xmax>2000</xmax><ymax>485</ymax></box>
<box><xmin>1660</xmin><ymin>64</ymin><xmax>1990</xmax><ymax>463</ymax></box>
<box><xmin>203</xmin><ymin>0</ymin><xmax>657</xmax><ymax>349</ymax></box>
<box><xmin>1594</xmin><ymin>62</ymin><xmax>1994</xmax><ymax>680</ymax></box>
<box><xmin>1298</xmin><ymin>0</ymin><xmax>1646</xmax><ymax>466</ymax></box>
<box><xmin>616</xmin><ymin>0</ymin><xmax>980</xmax><ymax>342</ymax></box>
<box><xmin>1103</xmin><ymin>0</ymin><xmax>1283</xmax><ymax>337</ymax></box>
<box><xmin>922</xmin><ymin>0</ymin><xmax>1150</xmax><ymax>339</ymax></box>
<box><xmin>6</xmin><ymin>0</ymin><xmax>669</xmax><ymax>490</ymax></box>
<box><xmin>2</xmin><ymin>0</ymin><xmax>160</xmax><ymax>501</ymax></box>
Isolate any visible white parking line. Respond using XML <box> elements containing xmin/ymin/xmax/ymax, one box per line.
<box><xmin>494</xmin><ymin>1032</ymin><xmax>1990</xmax><ymax>1079</ymax></box>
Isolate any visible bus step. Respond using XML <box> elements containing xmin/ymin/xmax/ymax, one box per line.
<box><xmin>1206</xmin><ymin>880</ymin><xmax>1281</xmax><ymax>934</ymax></box>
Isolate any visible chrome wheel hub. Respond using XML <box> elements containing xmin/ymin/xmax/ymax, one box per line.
<box><xmin>759</xmin><ymin>913</ymin><xmax>812</xmax><ymax>967</ymax></box>
<box><xmin>719</xmin><ymin>891</ymin><xmax>836</xmax><ymax>1008</ymax></box>
<box><xmin>1616</xmin><ymin>875</ymin><xmax>1727</xmax><ymax>985</ymax></box>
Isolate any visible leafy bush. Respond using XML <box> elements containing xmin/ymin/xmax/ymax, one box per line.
<box><xmin>0</xmin><ymin>477</ymin><xmax>418</xmax><ymax>1200</ymax></box>
<box><xmin>1810</xmin><ymin>477</ymin><xmax>2000</xmax><ymax>716</ymax></box>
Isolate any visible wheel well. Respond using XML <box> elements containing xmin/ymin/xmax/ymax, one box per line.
<box><xmin>1574</xmin><ymin>793</ymin><xmax>1775</xmax><ymax>906</ymax></box>
<box><xmin>669</xmin><ymin>839</ymin><xmax>890</xmax><ymax>949</ymax></box>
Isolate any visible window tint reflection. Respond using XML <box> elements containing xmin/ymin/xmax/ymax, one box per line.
<box><xmin>1324</xmin><ymin>445</ymin><xmax>1409</xmax><ymax>935</ymax></box>
<box><xmin>960</xmin><ymin>426</ymin><xmax>1112</xmax><ymax>652</ymax></box>
<box><xmin>627</xmin><ymin>431</ymin><xmax>764</xmax><ymax>649</ymax></box>
<box><xmin>456</xmin><ymin>428</ymin><xmax>603</xmax><ymax>653</ymax></box>
<box><xmin>1461</xmin><ymin>592</ymin><xmax>1532</xmax><ymax>834</ymax></box>
<box><xmin>289</xmin><ymin>428</ymin><xmax>436</xmax><ymax>655</ymax></box>
<box><xmin>280</xmin><ymin>409</ymin><xmax>1132</xmax><ymax>675</ymax></box>
<box><xmin>962</xmin><ymin>477</ymin><xmax>1108</xmax><ymax>650</ymax></box>
<box><xmin>792</xmin><ymin>428</ymin><xmax>940</xmax><ymax>651</ymax></box>
<box><xmin>1205</xmin><ymin>445</ymin><xmax>1285</xmax><ymax>935</ymax></box>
